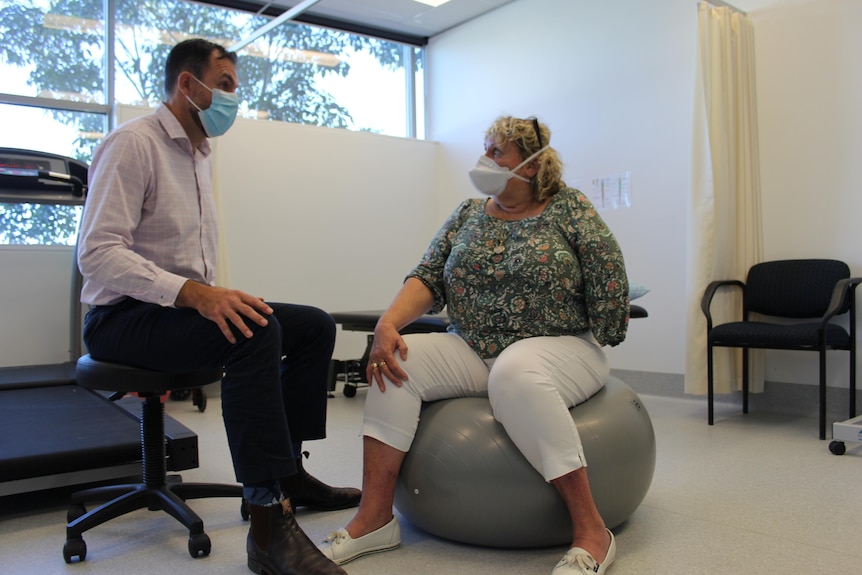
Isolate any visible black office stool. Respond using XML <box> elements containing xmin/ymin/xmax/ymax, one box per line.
<box><xmin>63</xmin><ymin>354</ymin><xmax>244</xmax><ymax>563</ymax></box>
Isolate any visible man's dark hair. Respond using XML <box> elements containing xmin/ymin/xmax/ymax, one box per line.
<box><xmin>164</xmin><ymin>38</ymin><xmax>237</xmax><ymax>98</ymax></box>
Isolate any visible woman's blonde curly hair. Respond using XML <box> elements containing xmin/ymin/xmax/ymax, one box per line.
<box><xmin>485</xmin><ymin>116</ymin><xmax>565</xmax><ymax>201</ymax></box>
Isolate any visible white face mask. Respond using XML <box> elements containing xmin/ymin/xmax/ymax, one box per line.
<box><xmin>468</xmin><ymin>146</ymin><xmax>549</xmax><ymax>196</ymax></box>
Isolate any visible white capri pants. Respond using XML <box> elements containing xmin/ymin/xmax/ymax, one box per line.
<box><xmin>362</xmin><ymin>331</ymin><xmax>610</xmax><ymax>482</ymax></box>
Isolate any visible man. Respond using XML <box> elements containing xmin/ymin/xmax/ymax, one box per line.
<box><xmin>77</xmin><ymin>38</ymin><xmax>356</xmax><ymax>575</ymax></box>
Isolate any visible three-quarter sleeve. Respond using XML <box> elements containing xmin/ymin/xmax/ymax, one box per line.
<box><xmin>406</xmin><ymin>200</ymin><xmax>472</xmax><ymax>314</ymax></box>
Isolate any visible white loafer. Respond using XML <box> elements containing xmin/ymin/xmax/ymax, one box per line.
<box><xmin>319</xmin><ymin>516</ymin><xmax>401</xmax><ymax>565</ymax></box>
<box><xmin>551</xmin><ymin>529</ymin><xmax>616</xmax><ymax>575</ymax></box>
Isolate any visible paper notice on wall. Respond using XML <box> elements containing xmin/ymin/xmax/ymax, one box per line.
<box><xmin>589</xmin><ymin>171</ymin><xmax>631</xmax><ymax>210</ymax></box>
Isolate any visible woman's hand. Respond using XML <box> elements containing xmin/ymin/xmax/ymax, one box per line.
<box><xmin>366</xmin><ymin>321</ymin><xmax>410</xmax><ymax>392</ymax></box>
<box><xmin>365</xmin><ymin>277</ymin><xmax>435</xmax><ymax>391</ymax></box>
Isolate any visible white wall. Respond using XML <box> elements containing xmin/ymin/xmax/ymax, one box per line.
<box><xmin>0</xmin><ymin>246</ymin><xmax>78</xmax><ymax>366</ymax></box>
<box><xmin>213</xmin><ymin>117</ymin><xmax>440</xmax><ymax>359</ymax></box>
<box><xmin>749</xmin><ymin>0</ymin><xmax>862</xmax><ymax>385</ymax></box>
<box><xmin>426</xmin><ymin>0</ymin><xmax>698</xmax><ymax>375</ymax></box>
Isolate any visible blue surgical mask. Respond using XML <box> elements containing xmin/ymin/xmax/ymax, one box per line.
<box><xmin>186</xmin><ymin>76</ymin><xmax>238</xmax><ymax>138</ymax></box>
<box><xmin>468</xmin><ymin>146</ymin><xmax>549</xmax><ymax>196</ymax></box>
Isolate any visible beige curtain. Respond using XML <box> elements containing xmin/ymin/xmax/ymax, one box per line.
<box><xmin>685</xmin><ymin>2</ymin><xmax>763</xmax><ymax>395</ymax></box>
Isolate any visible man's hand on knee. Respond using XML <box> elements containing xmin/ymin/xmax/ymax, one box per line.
<box><xmin>176</xmin><ymin>280</ymin><xmax>272</xmax><ymax>343</ymax></box>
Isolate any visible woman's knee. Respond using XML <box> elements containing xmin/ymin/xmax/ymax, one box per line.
<box><xmin>489</xmin><ymin>337</ymin><xmax>608</xmax><ymax>405</ymax></box>
<box><xmin>486</xmin><ymin>347</ymin><xmax>536</xmax><ymax>404</ymax></box>
<box><xmin>363</xmin><ymin>379</ymin><xmax>423</xmax><ymax>452</ymax></box>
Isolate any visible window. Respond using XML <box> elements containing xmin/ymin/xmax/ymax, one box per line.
<box><xmin>0</xmin><ymin>0</ymin><xmax>106</xmax><ymax>104</ymax></box>
<box><xmin>0</xmin><ymin>0</ymin><xmax>426</xmax><ymax>244</ymax></box>
<box><xmin>0</xmin><ymin>103</ymin><xmax>105</xmax><ymax>245</ymax></box>
<box><xmin>112</xmin><ymin>0</ymin><xmax>419</xmax><ymax>136</ymax></box>
<box><xmin>0</xmin><ymin>0</ymin><xmax>105</xmax><ymax>245</ymax></box>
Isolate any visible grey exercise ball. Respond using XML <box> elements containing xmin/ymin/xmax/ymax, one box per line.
<box><xmin>393</xmin><ymin>376</ymin><xmax>655</xmax><ymax>548</ymax></box>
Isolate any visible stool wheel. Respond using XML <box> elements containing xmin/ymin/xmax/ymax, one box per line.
<box><xmin>343</xmin><ymin>384</ymin><xmax>357</xmax><ymax>398</ymax></box>
<box><xmin>63</xmin><ymin>536</ymin><xmax>87</xmax><ymax>563</ymax></box>
<box><xmin>188</xmin><ymin>532</ymin><xmax>211</xmax><ymax>558</ymax></box>
<box><xmin>829</xmin><ymin>440</ymin><xmax>846</xmax><ymax>455</ymax></box>
<box><xmin>192</xmin><ymin>388</ymin><xmax>207</xmax><ymax>412</ymax></box>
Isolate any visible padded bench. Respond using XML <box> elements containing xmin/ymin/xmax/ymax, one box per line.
<box><xmin>0</xmin><ymin>383</ymin><xmax>199</xmax><ymax>496</ymax></box>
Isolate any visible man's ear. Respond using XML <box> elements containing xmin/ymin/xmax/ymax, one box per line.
<box><xmin>176</xmin><ymin>70</ymin><xmax>194</xmax><ymax>97</ymax></box>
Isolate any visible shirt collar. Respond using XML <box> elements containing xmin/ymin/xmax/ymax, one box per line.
<box><xmin>156</xmin><ymin>102</ymin><xmax>212</xmax><ymax>158</ymax></box>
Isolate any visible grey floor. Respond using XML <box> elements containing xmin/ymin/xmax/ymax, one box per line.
<box><xmin>2</xmin><ymin>384</ymin><xmax>862</xmax><ymax>575</ymax></box>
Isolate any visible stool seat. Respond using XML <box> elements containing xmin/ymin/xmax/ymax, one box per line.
<box><xmin>63</xmin><ymin>354</ymin><xmax>242</xmax><ymax>564</ymax></box>
<box><xmin>76</xmin><ymin>354</ymin><xmax>222</xmax><ymax>394</ymax></box>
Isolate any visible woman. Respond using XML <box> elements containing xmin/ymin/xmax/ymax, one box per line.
<box><xmin>320</xmin><ymin>116</ymin><xmax>629</xmax><ymax>575</ymax></box>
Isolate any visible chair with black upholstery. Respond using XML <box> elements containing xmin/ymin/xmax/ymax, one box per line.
<box><xmin>63</xmin><ymin>354</ymin><xmax>243</xmax><ymax>564</ymax></box>
<box><xmin>701</xmin><ymin>259</ymin><xmax>862</xmax><ymax>439</ymax></box>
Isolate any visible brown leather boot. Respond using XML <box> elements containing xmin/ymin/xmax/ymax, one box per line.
<box><xmin>280</xmin><ymin>453</ymin><xmax>361</xmax><ymax>511</ymax></box>
<box><xmin>247</xmin><ymin>499</ymin><xmax>346</xmax><ymax>575</ymax></box>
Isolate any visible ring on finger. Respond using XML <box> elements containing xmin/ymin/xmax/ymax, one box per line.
<box><xmin>378</xmin><ymin>360</ymin><xmax>387</xmax><ymax>368</ymax></box>
<box><xmin>370</xmin><ymin>362</ymin><xmax>379</xmax><ymax>369</ymax></box>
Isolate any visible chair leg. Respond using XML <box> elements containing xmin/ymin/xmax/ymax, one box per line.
<box><xmin>850</xmin><ymin>347</ymin><xmax>857</xmax><ymax>420</ymax></box>
<box><xmin>707</xmin><ymin>343</ymin><xmax>715</xmax><ymax>425</ymax></box>
<box><xmin>172</xmin><ymin>482</ymin><xmax>244</xmax><ymax>501</ymax></box>
<box><xmin>819</xmin><ymin>349</ymin><xmax>827</xmax><ymax>440</ymax></box>
<box><xmin>155</xmin><ymin>484</ymin><xmax>206</xmax><ymax>534</ymax></box>
<box><xmin>742</xmin><ymin>348</ymin><xmax>749</xmax><ymax>415</ymax></box>
<box><xmin>66</xmin><ymin>485</ymin><xmax>150</xmax><ymax>535</ymax></box>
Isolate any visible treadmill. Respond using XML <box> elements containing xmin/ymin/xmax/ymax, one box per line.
<box><xmin>0</xmin><ymin>148</ymin><xmax>199</xmax><ymax>497</ymax></box>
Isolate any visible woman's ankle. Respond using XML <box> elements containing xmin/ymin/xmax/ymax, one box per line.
<box><xmin>345</xmin><ymin>512</ymin><xmax>394</xmax><ymax>539</ymax></box>
<box><xmin>570</xmin><ymin>527</ymin><xmax>610</xmax><ymax>562</ymax></box>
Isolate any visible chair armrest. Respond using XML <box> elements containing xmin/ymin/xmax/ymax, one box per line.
<box><xmin>700</xmin><ymin>280</ymin><xmax>745</xmax><ymax>330</ymax></box>
<box><xmin>821</xmin><ymin>277</ymin><xmax>862</xmax><ymax>324</ymax></box>
<box><xmin>630</xmin><ymin>304</ymin><xmax>648</xmax><ymax>319</ymax></box>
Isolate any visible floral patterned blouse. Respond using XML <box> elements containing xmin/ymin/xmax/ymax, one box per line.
<box><xmin>408</xmin><ymin>188</ymin><xmax>629</xmax><ymax>358</ymax></box>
